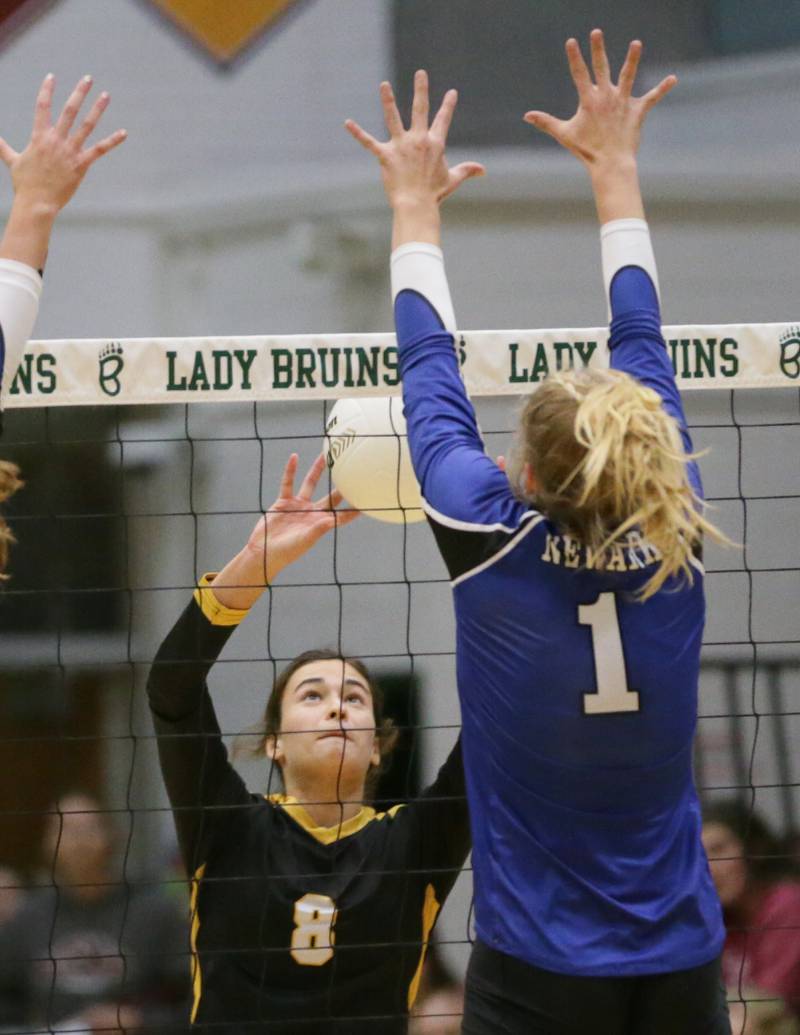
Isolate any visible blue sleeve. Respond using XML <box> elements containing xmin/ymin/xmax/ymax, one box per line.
<box><xmin>608</xmin><ymin>266</ymin><xmax>703</xmax><ymax>499</ymax></box>
<box><xmin>396</xmin><ymin>289</ymin><xmax>531</xmax><ymax>531</ymax></box>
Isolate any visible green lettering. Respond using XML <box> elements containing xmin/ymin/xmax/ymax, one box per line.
<box><xmin>189</xmin><ymin>352</ymin><xmax>210</xmax><ymax>391</ymax></box>
<box><xmin>234</xmin><ymin>350</ymin><xmax>256</xmax><ymax>390</ymax></box>
<box><xmin>356</xmin><ymin>346</ymin><xmax>381</xmax><ymax>387</ymax></box>
<box><xmin>271</xmin><ymin>349</ymin><xmax>293</xmax><ymax>389</ymax></box>
<box><xmin>531</xmin><ymin>342</ymin><xmax>549</xmax><ymax>382</ymax></box>
<box><xmin>212</xmin><ymin>351</ymin><xmax>233</xmax><ymax>390</ymax></box>
<box><xmin>37</xmin><ymin>354</ymin><xmax>56</xmax><ymax>394</ymax></box>
<box><xmin>9</xmin><ymin>354</ymin><xmax>33</xmax><ymax>394</ymax></box>
<box><xmin>383</xmin><ymin>346</ymin><xmax>399</xmax><ymax>386</ymax></box>
<box><xmin>508</xmin><ymin>342</ymin><xmax>528</xmax><ymax>383</ymax></box>
<box><xmin>720</xmin><ymin>337</ymin><xmax>739</xmax><ymax>378</ymax></box>
<box><xmin>574</xmin><ymin>341</ymin><xmax>597</xmax><ymax>367</ymax></box>
<box><xmin>166</xmin><ymin>351</ymin><xmax>188</xmax><ymax>391</ymax></box>
<box><xmin>343</xmin><ymin>348</ymin><xmax>355</xmax><ymax>387</ymax></box>
<box><xmin>693</xmin><ymin>339</ymin><xmax>716</xmax><ymax>379</ymax></box>
<box><xmin>554</xmin><ymin>342</ymin><xmax>574</xmax><ymax>371</ymax></box>
<box><xmin>295</xmin><ymin>348</ymin><xmax>317</xmax><ymax>388</ymax></box>
<box><xmin>318</xmin><ymin>348</ymin><xmax>339</xmax><ymax>388</ymax></box>
<box><xmin>677</xmin><ymin>339</ymin><xmax>692</xmax><ymax>379</ymax></box>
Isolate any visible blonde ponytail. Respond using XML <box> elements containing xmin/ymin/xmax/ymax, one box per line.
<box><xmin>509</xmin><ymin>369</ymin><xmax>728</xmax><ymax>599</ymax></box>
<box><xmin>0</xmin><ymin>460</ymin><xmax>23</xmax><ymax>580</ymax></box>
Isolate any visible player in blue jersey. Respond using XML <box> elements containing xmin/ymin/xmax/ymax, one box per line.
<box><xmin>347</xmin><ymin>30</ymin><xmax>731</xmax><ymax>1035</ymax></box>
<box><xmin>0</xmin><ymin>73</ymin><xmax>126</xmax><ymax>575</ymax></box>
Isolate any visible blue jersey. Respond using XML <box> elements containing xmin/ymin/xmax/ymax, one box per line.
<box><xmin>394</xmin><ymin>255</ymin><xmax>724</xmax><ymax>977</ymax></box>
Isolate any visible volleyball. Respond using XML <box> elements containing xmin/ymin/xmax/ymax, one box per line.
<box><xmin>324</xmin><ymin>397</ymin><xmax>424</xmax><ymax>523</ymax></box>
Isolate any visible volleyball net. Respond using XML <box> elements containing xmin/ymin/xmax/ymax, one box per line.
<box><xmin>2</xmin><ymin>325</ymin><xmax>799</xmax><ymax>1030</ymax></box>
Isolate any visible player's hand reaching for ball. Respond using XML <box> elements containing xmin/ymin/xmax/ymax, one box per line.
<box><xmin>346</xmin><ymin>70</ymin><xmax>484</xmax><ymax>248</ymax></box>
<box><xmin>245</xmin><ymin>453</ymin><xmax>359</xmax><ymax>581</ymax></box>
<box><xmin>211</xmin><ymin>454</ymin><xmax>359</xmax><ymax>610</ymax></box>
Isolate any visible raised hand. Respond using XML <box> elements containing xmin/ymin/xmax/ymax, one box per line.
<box><xmin>524</xmin><ymin>30</ymin><xmax>676</xmax><ymax>170</ymax></box>
<box><xmin>210</xmin><ymin>454</ymin><xmax>359</xmax><ymax>609</ymax></box>
<box><xmin>244</xmin><ymin>453</ymin><xmax>358</xmax><ymax>579</ymax></box>
<box><xmin>0</xmin><ymin>74</ymin><xmax>126</xmax><ymax>214</ymax></box>
<box><xmin>0</xmin><ymin>75</ymin><xmax>126</xmax><ymax>269</ymax></box>
<box><xmin>346</xmin><ymin>70</ymin><xmax>484</xmax><ymax>247</ymax></box>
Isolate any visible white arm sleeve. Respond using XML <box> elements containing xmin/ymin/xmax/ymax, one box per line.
<box><xmin>390</xmin><ymin>242</ymin><xmax>457</xmax><ymax>334</ymax></box>
<box><xmin>0</xmin><ymin>258</ymin><xmax>42</xmax><ymax>403</ymax></box>
<box><xmin>600</xmin><ymin>218</ymin><xmax>660</xmax><ymax>319</ymax></box>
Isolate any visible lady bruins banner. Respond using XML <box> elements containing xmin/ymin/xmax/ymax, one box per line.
<box><xmin>5</xmin><ymin>323</ymin><xmax>800</xmax><ymax>407</ymax></box>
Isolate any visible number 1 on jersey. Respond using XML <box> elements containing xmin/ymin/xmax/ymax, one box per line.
<box><xmin>579</xmin><ymin>593</ymin><xmax>640</xmax><ymax>715</ymax></box>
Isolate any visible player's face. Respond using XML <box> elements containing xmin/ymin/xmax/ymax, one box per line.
<box><xmin>270</xmin><ymin>660</ymin><xmax>381</xmax><ymax>792</ymax></box>
<box><xmin>702</xmin><ymin>821</ymin><xmax>748</xmax><ymax>908</ymax></box>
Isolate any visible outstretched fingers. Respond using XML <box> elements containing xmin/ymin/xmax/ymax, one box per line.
<box><xmin>447</xmin><ymin>160</ymin><xmax>485</xmax><ymax>195</ymax></box>
<box><xmin>0</xmin><ymin>138</ymin><xmax>18</xmax><ymax>169</ymax></box>
<box><xmin>410</xmin><ymin>69</ymin><xmax>429</xmax><ymax>132</ymax></box>
<box><xmin>78</xmin><ymin>128</ymin><xmax>127</xmax><ymax>169</ymax></box>
<box><xmin>523</xmin><ymin>109</ymin><xmax>566</xmax><ymax>142</ymax></box>
<box><xmin>429</xmin><ymin>88</ymin><xmax>458</xmax><ymax>142</ymax></box>
<box><xmin>564</xmin><ymin>37</ymin><xmax>593</xmax><ymax>96</ymax></box>
<box><xmin>32</xmin><ymin>74</ymin><xmax>55</xmax><ymax>136</ymax></box>
<box><xmin>617</xmin><ymin>39</ymin><xmax>642</xmax><ymax>96</ymax></box>
<box><xmin>278</xmin><ymin>453</ymin><xmax>299</xmax><ymax>499</ymax></box>
<box><xmin>379</xmin><ymin>80</ymin><xmax>404</xmax><ymax>138</ymax></box>
<box><xmin>72</xmin><ymin>91</ymin><xmax>110</xmax><ymax>148</ymax></box>
<box><xmin>589</xmin><ymin>28</ymin><xmax>611</xmax><ymax>84</ymax></box>
<box><xmin>641</xmin><ymin>74</ymin><xmax>678</xmax><ymax>114</ymax></box>
<box><xmin>55</xmin><ymin>75</ymin><xmax>93</xmax><ymax>136</ymax></box>
<box><xmin>297</xmin><ymin>452</ymin><xmax>327</xmax><ymax>500</ymax></box>
<box><xmin>315</xmin><ymin>487</ymin><xmax>357</xmax><ymax>516</ymax></box>
<box><xmin>344</xmin><ymin>118</ymin><xmax>384</xmax><ymax>158</ymax></box>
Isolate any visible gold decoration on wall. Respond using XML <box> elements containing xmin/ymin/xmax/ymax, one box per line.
<box><xmin>148</xmin><ymin>0</ymin><xmax>308</xmax><ymax>66</ymax></box>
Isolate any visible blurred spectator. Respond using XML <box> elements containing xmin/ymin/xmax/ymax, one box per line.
<box><xmin>703</xmin><ymin>801</ymin><xmax>800</xmax><ymax>1034</ymax></box>
<box><xmin>410</xmin><ymin>941</ymin><xmax>464</xmax><ymax>1035</ymax></box>
<box><xmin>0</xmin><ymin>792</ymin><xmax>189</xmax><ymax>1033</ymax></box>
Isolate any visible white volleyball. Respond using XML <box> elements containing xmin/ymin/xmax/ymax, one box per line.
<box><xmin>324</xmin><ymin>397</ymin><xmax>424</xmax><ymax>523</ymax></box>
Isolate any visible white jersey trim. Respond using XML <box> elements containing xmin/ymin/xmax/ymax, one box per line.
<box><xmin>422</xmin><ymin>496</ymin><xmax>542</xmax><ymax>535</ymax></box>
<box><xmin>0</xmin><ymin>258</ymin><xmax>43</xmax><ymax>405</ymax></box>
<box><xmin>451</xmin><ymin>514</ymin><xmax>546</xmax><ymax>588</ymax></box>
<box><xmin>600</xmin><ymin>218</ymin><xmax>660</xmax><ymax>320</ymax></box>
<box><xmin>391</xmin><ymin>242</ymin><xmax>457</xmax><ymax>334</ymax></box>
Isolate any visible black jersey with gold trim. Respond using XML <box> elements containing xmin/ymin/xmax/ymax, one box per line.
<box><xmin>147</xmin><ymin>593</ymin><xmax>469</xmax><ymax>1034</ymax></box>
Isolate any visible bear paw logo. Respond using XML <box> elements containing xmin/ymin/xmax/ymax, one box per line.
<box><xmin>779</xmin><ymin>327</ymin><xmax>800</xmax><ymax>380</ymax></box>
<box><xmin>98</xmin><ymin>343</ymin><xmax>125</xmax><ymax>397</ymax></box>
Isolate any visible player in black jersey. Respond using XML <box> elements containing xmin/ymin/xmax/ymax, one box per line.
<box><xmin>147</xmin><ymin>453</ymin><xmax>470</xmax><ymax>1034</ymax></box>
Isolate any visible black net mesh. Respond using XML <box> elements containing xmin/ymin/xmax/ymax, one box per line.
<box><xmin>1</xmin><ymin>383</ymin><xmax>798</xmax><ymax>1033</ymax></box>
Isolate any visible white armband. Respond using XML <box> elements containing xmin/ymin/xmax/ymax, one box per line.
<box><xmin>390</xmin><ymin>242</ymin><xmax>457</xmax><ymax>334</ymax></box>
<box><xmin>0</xmin><ymin>258</ymin><xmax>42</xmax><ymax>403</ymax></box>
<box><xmin>600</xmin><ymin>218</ymin><xmax>660</xmax><ymax>319</ymax></box>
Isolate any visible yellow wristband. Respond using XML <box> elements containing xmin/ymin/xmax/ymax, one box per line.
<box><xmin>193</xmin><ymin>572</ymin><xmax>250</xmax><ymax>627</ymax></box>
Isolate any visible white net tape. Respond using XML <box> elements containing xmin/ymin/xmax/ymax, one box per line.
<box><xmin>6</xmin><ymin>322</ymin><xmax>800</xmax><ymax>407</ymax></box>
